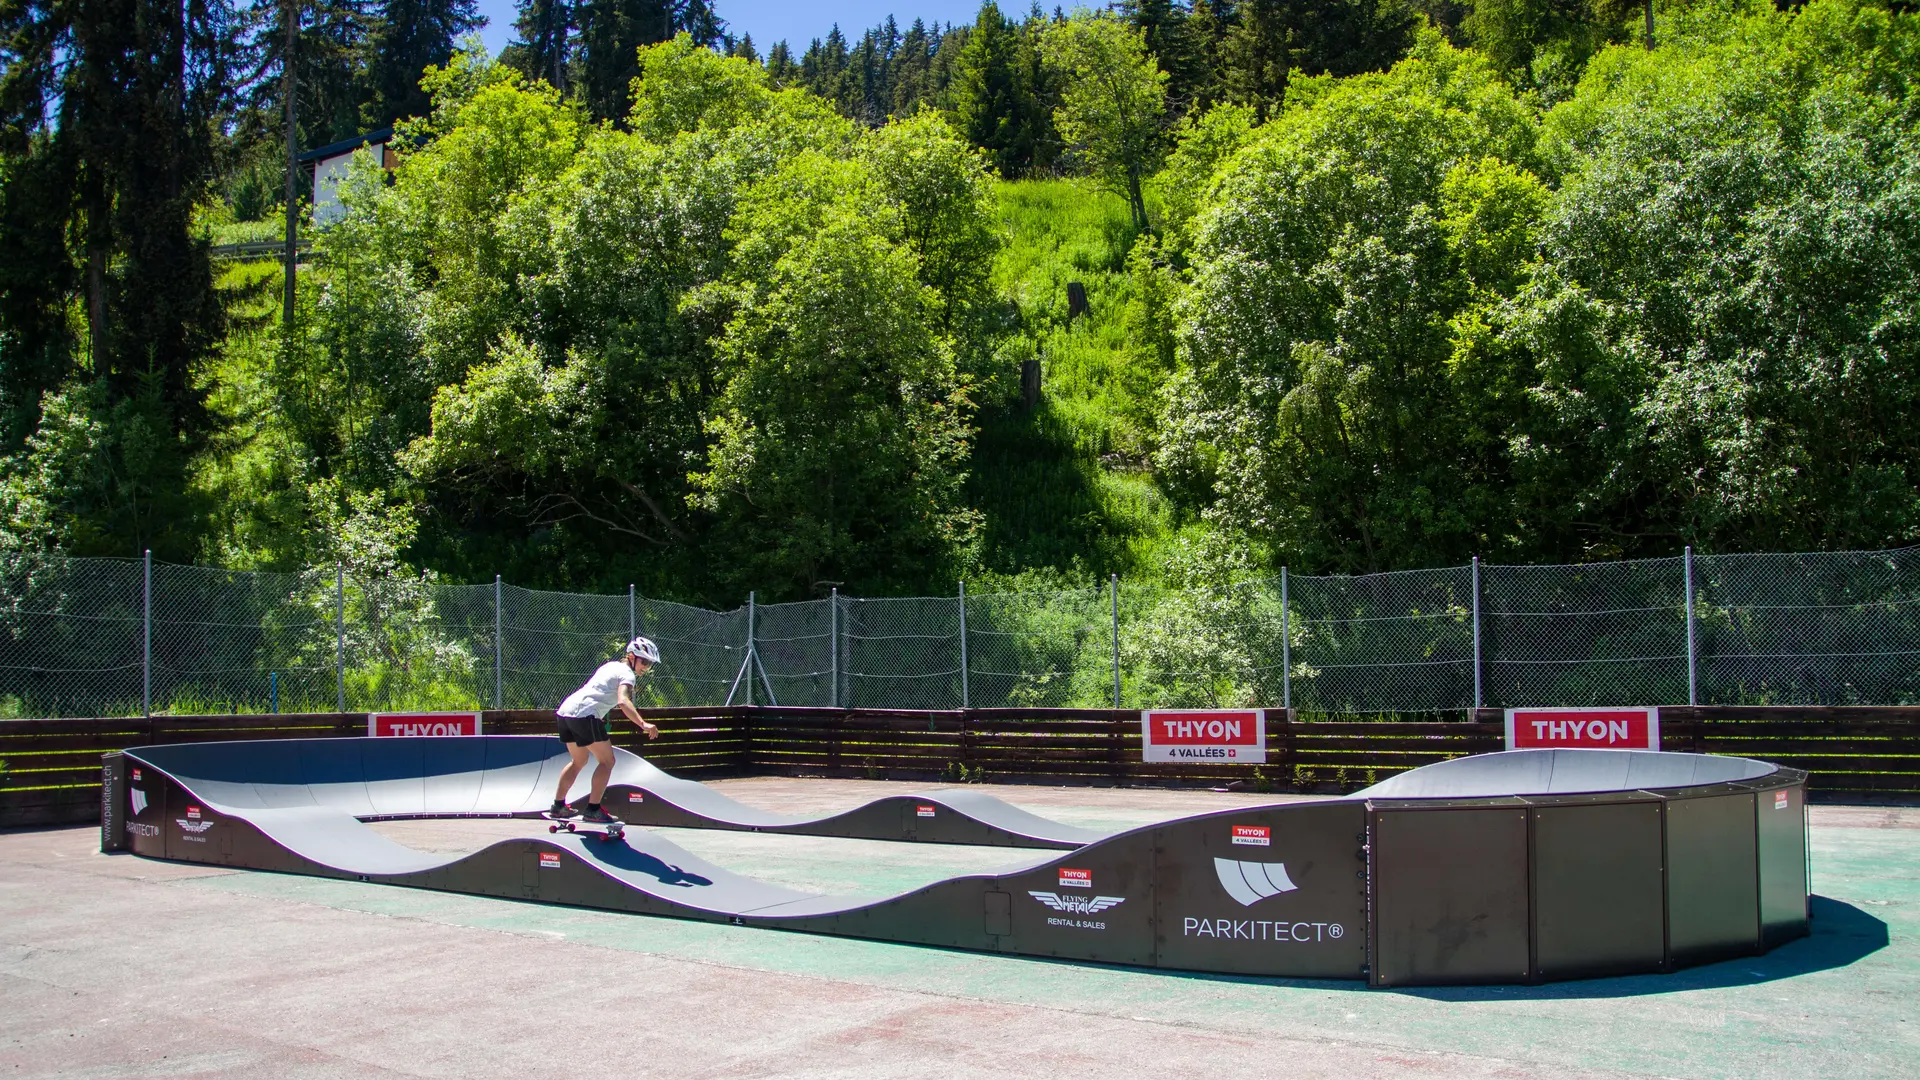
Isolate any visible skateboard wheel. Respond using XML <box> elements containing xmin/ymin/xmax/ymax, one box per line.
<box><xmin>547</xmin><ymin>824</ymin><xmax>558</xmax><ymax>833</ymax></box>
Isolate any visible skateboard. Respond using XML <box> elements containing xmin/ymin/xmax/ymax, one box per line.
<box><xmin>542</xmin><ymin>811</ymin><xmax>626</xmax><ymax>842</ymax></box>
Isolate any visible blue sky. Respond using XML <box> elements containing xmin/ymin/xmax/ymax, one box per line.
<box><xmin>472</xmin><ymin>0</ymin><xmax>991</xmax><ymax>57</ymax></box>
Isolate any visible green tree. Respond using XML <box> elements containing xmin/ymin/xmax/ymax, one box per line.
<box><xmin>1041</xmin><ymin>11</ymin><xmax>1169</xmax><ymax>230</ymax></box>
<box><xmin>689</xmin><ymin>155</ymin><xmax>978</xmax><ymax>597</ymax></box>
<box><xmin>1159</xmin><ymin>32</ymin><xmax>1541</xmax><ymax>570</ymax></box>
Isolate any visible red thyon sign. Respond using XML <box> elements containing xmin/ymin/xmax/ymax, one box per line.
<box><xmin>368</xmin><ymin>712</ymin><xmax>483</xmax><ymax>737</ymax></box>
<box><xmin>1505</xmin><ymin>708</ymin><xmax>1658</xmax><ymax>751</ymax></box>
<box><xmin>1141</xmin><ymin>709</ymin><xmax>1266</xmax><ymax>763</ymax></box>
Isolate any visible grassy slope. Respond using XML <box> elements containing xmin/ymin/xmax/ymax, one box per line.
<box><xmin>967</xmin><ymin>178</ymin><xmax>1180</xmax><ymax>583</ymax></box>
<box><xmin>191</xmin><ymin>179</ymin><xmax>1187</xmax><ymax>587</ymax></box>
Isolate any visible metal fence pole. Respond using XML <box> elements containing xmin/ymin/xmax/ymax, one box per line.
<box><xmin>628</xmin><ymin>584</ymin><xmax>635</xmax><ymax>641</ymax></box>
<box><xmin>745</xmin><ymin>590</ymin><xmax>756</xmax><ymax>707</ymax></box>
<box><xmin>142</xmin><ymin>549</ymin><xmax>151</xmax><ymax>717</ymax></box>
<box><xmin>958</xmin><ymin>580</ymin><xmax>969</xmax><ymax>709</ymax></box>
<box><xmin>1110</xmin><ymin>573</ymin><xmax>1121</xmax><ymax>708</ymax></box>
<box><xmin>493</xmin><ymin>574</ymin><xmax>503</xmax><ymax>709</ymax></box>
<box><xmin>1471</xmin><ymin>556</ymin><xmax>1483</xmax><ymax>711</ymax></box>
<box><xmin>1280</xmin><ymin>566</ymin><xmax>1290</xmax><ymax>712</ymax></box>
<box><xmin>335</xmin><ymin>563</ymin><xmax>346</xmax><ymax>713</ymax></box>
<box><xmin>829</xmin><ymin>587</ymin><xmax>839</xmax><ymax>709</ymax></box>
<box><xmin>1685</xmin><ymin>545</ymin><xmax>1697</xmax><ymax>706</ymax></box>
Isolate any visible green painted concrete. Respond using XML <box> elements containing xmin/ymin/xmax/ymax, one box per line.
<box><xmin>2</xmin><ymin>784</ymin><xmax>1913</xmax><ymax>1078</ymax></box>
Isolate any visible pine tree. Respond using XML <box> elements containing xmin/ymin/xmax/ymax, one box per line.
<box><xmin>503</xmin><ymin>0</ymin><xmax>574</xmax><ymax>92</ymax></box>
<box><xmin>765</xmin><ymin>40</ymin><xmax>798</xmax><ymax>85</ymax></box>
<box><xmin>0</xmin><ymin>0</ymin><xmax>229</xmax><ymax>551</ymax></box>
<box><xmin>891</xmin><ymin>19</ymin><xmax>934</xmax><ymax>115</ymax></box>
<box><xmin>949</xmin><ymin>2</ymin><xmax>1027</xmax><ymax>175</ymax></box>
<box><xmin>365</xmin><ymin>0</ymin><xmax>483</xmax><ymax>126</ymax></box>
<box><xmin>575</xmin><ymin>0</ymin><xmax>684</xmax><ymax>122</ymax></box>
<box><xmin>800</xmin><ymin>25</ymin><xmax>851</xmax><ymax>104</ymax></box>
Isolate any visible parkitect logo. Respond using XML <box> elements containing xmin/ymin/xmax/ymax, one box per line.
<box><xmin>1214</xmin><ymin>858</ymin><xmax>1299</xmax><ymax>906</ymax></box>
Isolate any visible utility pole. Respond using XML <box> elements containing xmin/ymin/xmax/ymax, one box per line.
<box><xmin>282</xmin><ymin>0</ymin><xmax>300</xmax><ymax>330</ymax></box>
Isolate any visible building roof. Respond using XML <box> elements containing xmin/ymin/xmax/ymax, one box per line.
<box><xmin>296</xmin><ymin>126</ymin><xmax>396</xmax><ymax>165</ymax></box>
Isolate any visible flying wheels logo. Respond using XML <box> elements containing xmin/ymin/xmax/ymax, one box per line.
<box><xmin>1029</xmin><ymin>890</ymin><xmax>1125</xmax><ymax>930</ymax></box>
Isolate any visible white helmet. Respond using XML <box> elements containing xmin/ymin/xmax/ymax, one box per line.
<box><xmin>625</xmin><ymin>636</ymin><xmax>661</xmax><ymax>665</ymax></box>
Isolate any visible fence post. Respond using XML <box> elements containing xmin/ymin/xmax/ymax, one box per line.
<box><xmin>1471</xmin><ymin>556</ymin><xmax>1483</xmax><ymax>711</ymax></box>
<box><xmin>829</xmin><ymin>587</ymin><xmax>839</xmax><ymax>709</ymax></box>
<box><xmin>628</xmin><ymin>583</ymin><xmax>635</xmax><ymax>641</ymax></box>
<box><xmin>142</xmin><ymin>549</ymin><xmax>151</xmax><ymax>717</ymax></box>
<box><xmin>745</xmin><ymin>590</ymin><xmax>756</xmax><ymax>707</ymax></box>
<box><xmin>335</xmin><ymin>563</ymin><xmax>346</xmax><ymax>714</ymax></box>
<box><xmin>1110</xmin><ymin>573</ymin><xmax>1121</xmax><ymax>709</ymax></box>
<box><xmin>1280</xmin><ymin>566</ymin><xmax>1291</xmax><ymax>712</ymax></box>
<box><xmin>493</xmin><ymin>574</ymin><xmax>503</xmax><ymax>710</ymax></box>
<box><xmin>958</xmin><ymin>580</ymin><xmax>969</xmax><ymax>710</ymax></box>
<box><xmin>1685</xmin><ymin>545</ymin><xmax>1697</xmax><ymax>706</ymax></box>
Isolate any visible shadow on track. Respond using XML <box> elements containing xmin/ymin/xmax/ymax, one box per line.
<box><xmin>580</xmin><ymin>841</ymin><xmax>715</xmax><ymax>889</ymax></box>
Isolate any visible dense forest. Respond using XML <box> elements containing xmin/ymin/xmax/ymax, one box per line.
<box><xmin>2</xmin><ymin>0</ymin><xmax>1917</xmax><ymax>607</ymax></box>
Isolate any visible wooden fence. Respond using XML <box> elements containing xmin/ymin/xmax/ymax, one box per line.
<box><xmin>3</xmin><ymin>707</ymin><xmax>1915</xmax><ymax>828</ymax></box>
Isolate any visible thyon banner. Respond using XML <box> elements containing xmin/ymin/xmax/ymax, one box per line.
<box><xmin>1504</xmin><ymin>707</ymin><xmax>1659</xmax><ymax>751</ymax></box>
<box><xmin>1141</xmin><ymin>709</ymin><xmax>1267</xmax><ymax>763</ymax></box>
<box><xmin>368</xmin><ymin>712</ymin><xmax>484</xmax><ymax>737</ymax></box>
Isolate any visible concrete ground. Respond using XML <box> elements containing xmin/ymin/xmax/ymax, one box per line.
<box><xmin>0</xmin><ymin>780</ymin><xmax>1912</xmax><ymax>1080</ymax></box>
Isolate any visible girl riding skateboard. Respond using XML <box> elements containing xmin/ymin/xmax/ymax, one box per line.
<box><xmin>551</xmin><ymin>636</ymin><xmax>662</xmax><ymax>822</ymax></box>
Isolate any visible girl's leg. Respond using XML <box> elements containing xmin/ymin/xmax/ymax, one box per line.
<box><xmin>587</xmin><ymin>741</ymin><xmax>616</xmax><ymax>805</ymax></box>
<box><xmin>554</xmin><ymin>741</ymin><xmax>590</xmax><ymax>805</ymax></box>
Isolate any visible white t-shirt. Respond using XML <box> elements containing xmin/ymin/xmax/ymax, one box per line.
<box><xmin>558</xmin><ymin>660</ymin><xmax>636</xmax><ymax>719</ymax></box>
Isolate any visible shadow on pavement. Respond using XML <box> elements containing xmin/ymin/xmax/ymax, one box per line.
<box><xmin>1391</xmin><ymin>895</ymin><xmax>1888</xmax><ymax>1001</ymax></box>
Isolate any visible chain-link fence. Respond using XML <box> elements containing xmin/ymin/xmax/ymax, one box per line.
<box><xmin>6</xmin><ymin>546</ymin><xmax>1920</xmax><ymax>718</ymax></box>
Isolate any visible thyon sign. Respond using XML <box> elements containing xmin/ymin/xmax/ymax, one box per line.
<box><xmin>1141</xmin><ymin>709</ymin><xmax>1267</xmax><ymax>763</ymax></box>
<box><xmin>368</xmin><ymin>712</ymin><xmax>484</xmax><ymax>738</ymax></box>
<box><xmin>1505</xmin><ymin>707</ymin><xmax>1658</xmax><ymax>751</ymax></box>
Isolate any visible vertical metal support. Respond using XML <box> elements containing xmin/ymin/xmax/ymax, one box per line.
<box><xmin>1471</xmin><ymin>556</ymin><xmax>1483</xmax><ymax>711</ymax></box>
<box><xmin>503</xmin><ymin>568</ymin><xmax>510</xmax><ymax>711</ymax></box>
<box><xmin>335</xmin><ymin>563</ymin><xmax>346</xmax><ymax>713</ymax></box>
<box><xmin>1280</xmin><ymin>566</ymin><xmax>1291</xmax><ymax>712</ymax></box>
<box><xmin>1110</xmin><ymin>573</ymin><xmax>1122</xmax><ymax>708</ymax></box>
<box><xmin>270</xmin><ymin>671</ymin><xmax>279</xmax><ymax>715</ymax></box>
<box><xmin>281</xmin><ymin>0</ymin><xmax>299</xmax><ymax>330</ymax></box>
<box><xmin>628</xmin><ymin>583</ymin><xmax>636</xmax><ymax>641</ymax></box>
<box><xmin>958</xmin><ymin>581</ymin><xmax>969</xmax><ymax>709</ymax></box>
<box><xmin>745</xmin><ymin>591</ymin><xmax>756</xmax><ymax>707</ymax></box>
<box><xmin>1685</xmin><ymin>545</ymin><xmax>1697</xmax><ymax>706</ymax></box>
<box><xmin>829</xmin><ymin>587</ymin><xmax>840</xmax><ymax>709</ymax></box>
<box><xmin>142</xmin><ymin>549</ymin><xmax>152</xmax><ymax>717</ymax></box>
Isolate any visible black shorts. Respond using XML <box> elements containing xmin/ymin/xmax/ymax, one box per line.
<box><xmin>555</xmin><ymin>712</ymin><xmax>610</xmax><ymax>746</ymax></box>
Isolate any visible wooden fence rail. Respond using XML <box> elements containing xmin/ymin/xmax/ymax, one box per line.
<box><xmin>3</xmin><ymin>707</ymin><xmax>1916</xmax><ymax>828</ymax></box>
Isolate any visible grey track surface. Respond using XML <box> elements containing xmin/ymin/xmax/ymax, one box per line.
<box><xmin>129</xmin><ymin>735</ymin><xmax>1106</xmax><ymax>847</ymax></box>
<box><xmin>1355</xmin><ymin>747</ymin><xmax>1775</xmax><ymax>799</ymax></box>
